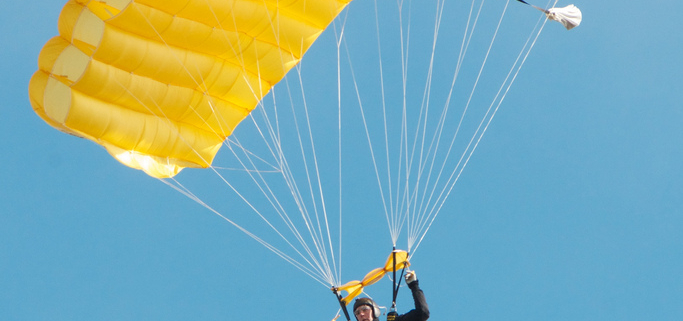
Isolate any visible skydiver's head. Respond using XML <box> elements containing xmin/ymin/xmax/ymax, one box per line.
<box><xmin>353</xmin><ymin>297</ymin><xmax>380</xmax><ymax>321</ymax></box>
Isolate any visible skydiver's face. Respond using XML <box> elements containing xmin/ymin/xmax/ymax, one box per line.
<box><xmin>354</xmin><ymin>305</ymin><xmax>374</xmax><ymax>321</ymax></box>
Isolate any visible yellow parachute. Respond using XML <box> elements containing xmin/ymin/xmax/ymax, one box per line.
<box><xmin>29</xmin><ymin>0</ymin><xmax>350</xmax><ymax>178</ymax></box>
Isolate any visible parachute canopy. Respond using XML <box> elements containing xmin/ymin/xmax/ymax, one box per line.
<box><xmin>29</xmin><ymin>0</ymin><xmax>350</xmax><ymax>178</ymax></box>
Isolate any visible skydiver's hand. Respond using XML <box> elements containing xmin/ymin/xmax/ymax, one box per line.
<box><xmin>405</xmin><ymin>271</ymin><xmax>417</xmax><ymax>284</ymax></box>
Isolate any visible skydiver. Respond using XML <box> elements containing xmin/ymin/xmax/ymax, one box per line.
<box><xmin>353</xmin><ymin>271</ymin><xmax>429</xmax><ymax>321</ymax></box>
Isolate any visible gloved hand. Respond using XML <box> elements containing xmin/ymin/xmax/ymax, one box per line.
<box><xmin>405</xmin><ymin>270</ymin><xmax>417</xmax><ymax>284</ymax></box>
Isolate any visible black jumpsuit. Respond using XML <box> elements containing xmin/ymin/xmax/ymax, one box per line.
<box><xmin>395</xmin><ymin>280</ymin><xmax>430</xmax><ymax>321</ymax></box>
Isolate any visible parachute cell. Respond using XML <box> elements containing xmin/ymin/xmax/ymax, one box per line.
<box><xmin>29</xmin><ymin>0</ymin><xmax>350</xmax><ymax>178</ymax></box>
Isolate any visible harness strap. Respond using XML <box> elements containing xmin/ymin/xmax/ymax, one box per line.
<box><xmin>332</xmin><ymin>288</ymin><xmax>351</xmax><ymax>321</ymax></box>
<box><xmin>390</xmin><ymin>248</ymin><xmax>408</xmax><ymax>312</ymax></box>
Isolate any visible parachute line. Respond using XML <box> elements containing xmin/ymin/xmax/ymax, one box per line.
<box><xmin>134</xmin><ymin>0</ymin><xmax>353</xmax><ymax>287</ymax></box>
<box><xmin>411</xmin><ymin>1</ymin><xmax>552</xmax><ymax>255</ymax></box>
<box><xmin>159</xmin><ymin>177</ymin><xmax>330</xmax><ymax>287</ymax></box>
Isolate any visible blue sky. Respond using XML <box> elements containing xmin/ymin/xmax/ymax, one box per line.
<box><xmin>2</xmin><ymin>1</ymin><xmax>682</xmax><ymax>320</ymax></box>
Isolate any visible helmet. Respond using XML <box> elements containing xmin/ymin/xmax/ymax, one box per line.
<box><xmin>353</xmin><ymin>297</ymin><xmax>380</xmax><ymax>321</ymax></box>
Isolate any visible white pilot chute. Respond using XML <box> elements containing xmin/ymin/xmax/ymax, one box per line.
<box><xmin>517</xmin><ymin>1</ymin><xmax>583</xmax><ymax>30</ymax></box>
<box><xmin>546</xmin><ymin>5</ymin><xmax>582</xmax><ymax>30</ymax></box>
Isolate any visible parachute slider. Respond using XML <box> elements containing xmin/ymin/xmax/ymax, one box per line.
<box><xmin>516</xmin><ymin>1</ymin><xmax>582</xmax><ymax>30</ymax></box>
<box><xmin>332</xmin><ymin>250</ymin><xmax>410</xmax><ymax>305</ymax></box>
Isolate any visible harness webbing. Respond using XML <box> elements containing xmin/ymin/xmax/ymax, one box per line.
<box><xmin>332</xmin><ymin>288</ymin><xmax>351</xmax><ymax>321</ymax></box>
<box><xmin>390</xmin><ymin>248</ymin><xmax>408</xmax><ymax>312</ymax></box>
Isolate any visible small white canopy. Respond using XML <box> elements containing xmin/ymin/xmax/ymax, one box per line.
<box><xmin>546</xmin><ymin>4</ymin><xmax>582</xmax><ymax>30</ymax></box>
